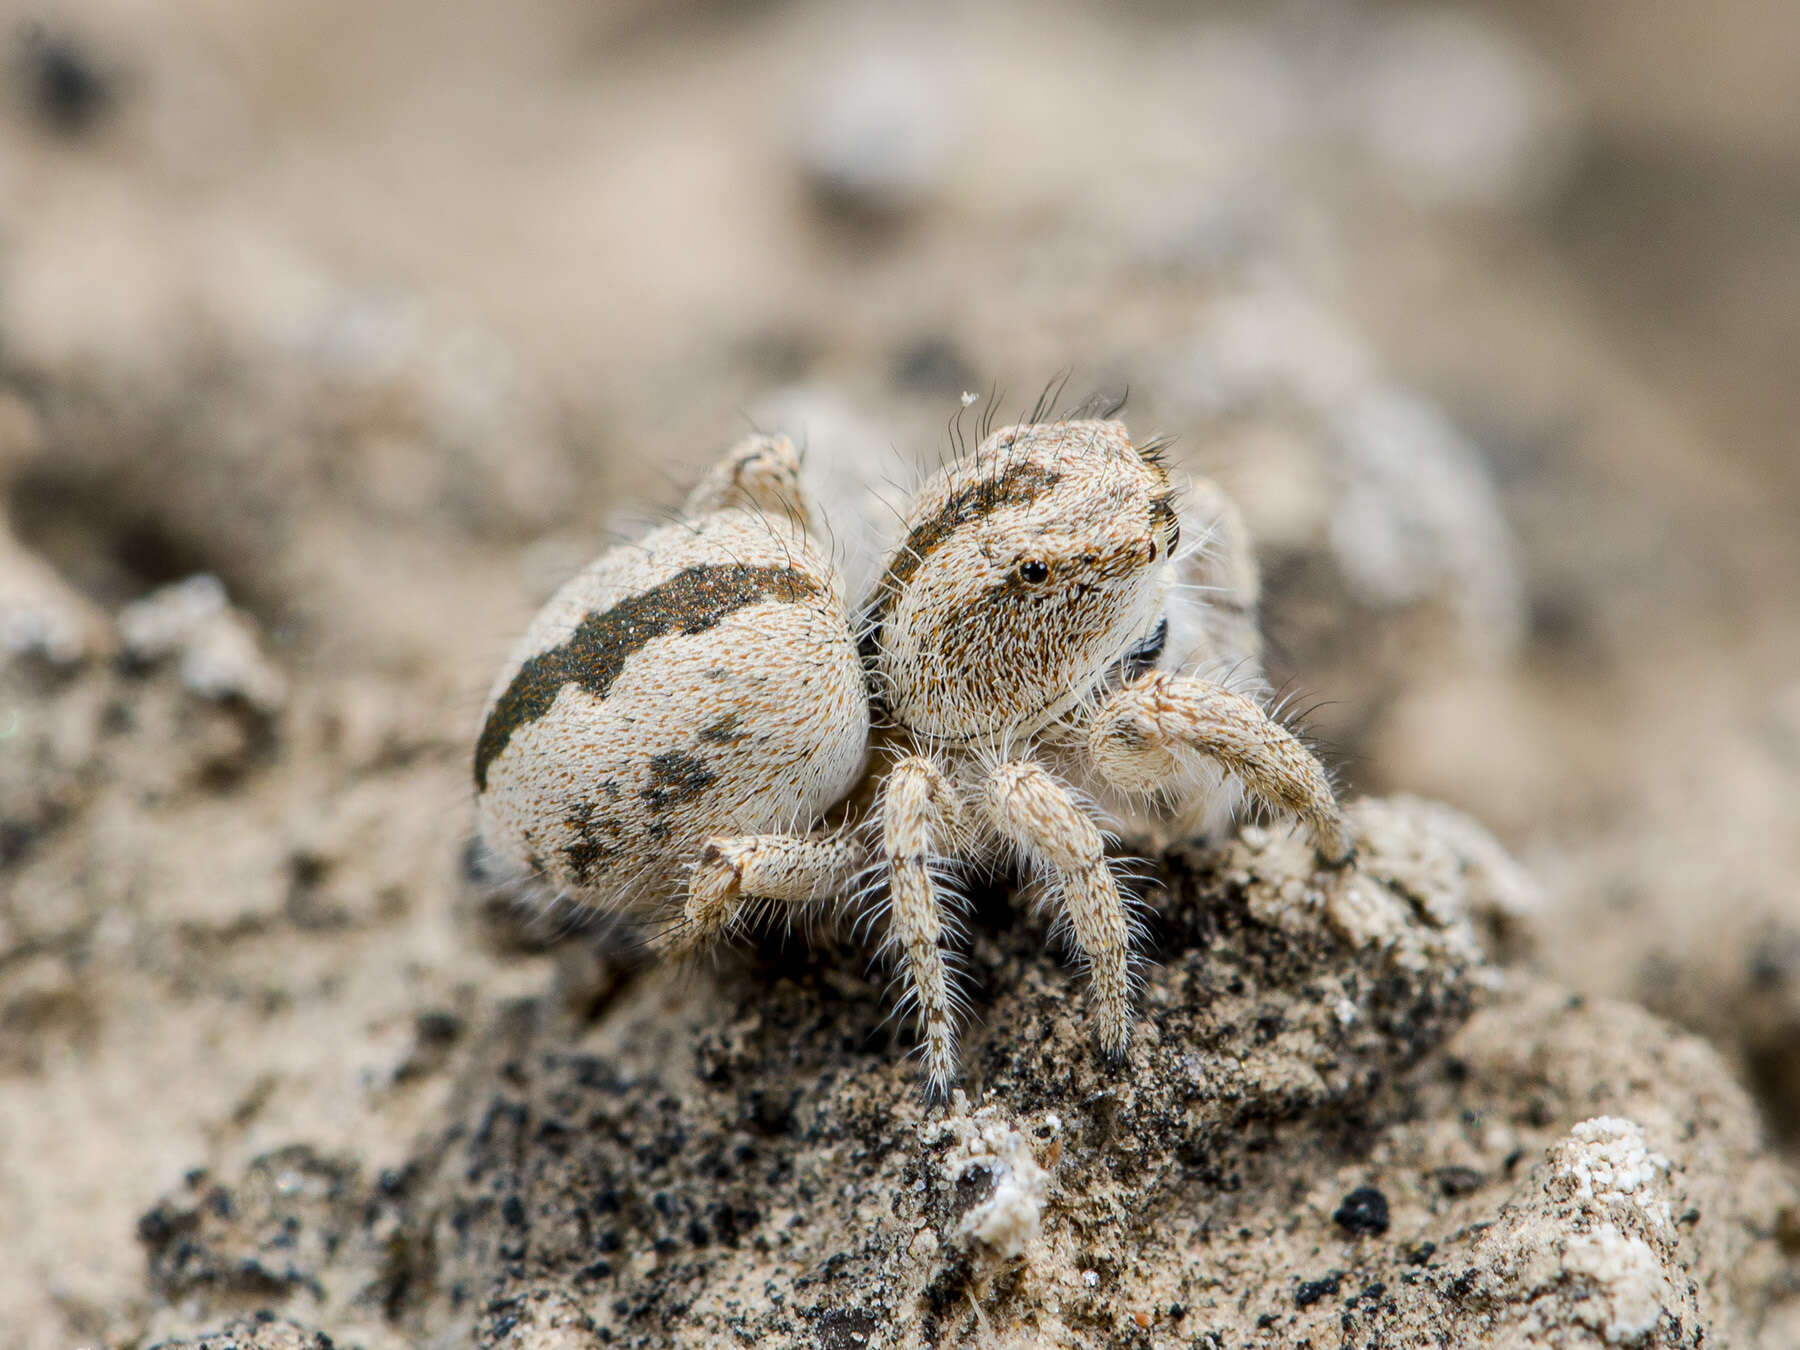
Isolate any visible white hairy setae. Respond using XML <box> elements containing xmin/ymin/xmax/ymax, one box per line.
<box><xmin>475</xmin><ymin>415</ymin><xmax>1352</xmax><ymax>1096</ymax></box>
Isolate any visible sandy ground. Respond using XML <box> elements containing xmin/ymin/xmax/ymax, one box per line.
<box><xmin>1</xmin><ymin>1</ymin><xmax>1798</xmax><ymax>1345</ymax></box>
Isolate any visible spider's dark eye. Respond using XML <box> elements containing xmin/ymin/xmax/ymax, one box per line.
<box><xmin>1017</xmin><ymin>559</ymin><xmax>1050</xmax><ymax>584</ymax></box>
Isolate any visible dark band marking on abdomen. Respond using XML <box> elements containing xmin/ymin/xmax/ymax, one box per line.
<box><xmin>474</xmin><ymin>563</ymin><xmax>823</xmax><ymax>790</ymax></box>
<box><xmin>640</xmin><ymin>749</ymin><xmax>717</xmax><ymax>812</ymax></box>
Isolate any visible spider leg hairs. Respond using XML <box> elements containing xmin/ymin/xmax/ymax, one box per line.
<box><xmin>474</xmin><ymin>416</ymin><xmax>1351</xmax><ymax>1093</ymax></box>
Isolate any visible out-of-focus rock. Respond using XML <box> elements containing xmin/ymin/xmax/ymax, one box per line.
<box><xmin>0</xmin><ymin>390</ymin><xmax>113</xmax><ymax>667</ymax></box>
<box><xmin>1324</xmin><ymin>387</ymin><xmax>1526</xmax><ymax>659</ymax></box>
<box><xmin>795</xmin><ymin>50</ymin><xmax>956</xmax><ymax>218</ymax></box>
<box><xmin>0</xmin><ymin>527</ymin><xmax>113</xmax><ymax>667</ymax></box>
<box><xmin>1152</xmin><ymin>279</ymin><xmax>1527</xmax><ymax>751</ymax></box>
<box><xmin>0</xmin><ymin>560</ymin><xmax>498</xmax><ymax>1350</ymax></box>
<box><xmin>2</xmin><ymin>227</ymin><xmax>580</xmax><ymax>662</ymax></box>
<box><xmin>0</xmin><ymin>389</ymin><xmax>43</xmax><ymax>480</ymax></box>
<box><xmin>1341</xmin><ymin>11</ymin><xmax>1576</xmax><ymax>211</ymax></box>
<box><xmin>119</xmin><ymin>574</ymin><xmax>286</xmax><ymax>714</ymax></box>
<box><xmin>13</xmin><ymin>26</ymin><xmax>117</xmax><ymax>138</ymax></box>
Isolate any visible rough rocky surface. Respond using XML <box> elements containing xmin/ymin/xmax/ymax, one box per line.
<box><xmin>130</xmin><ymin>800</ymin><xmax>1798</xmax><ymax>1348</ymax></box>
<box><xmin>4</xmin><ymin>2</ymin><xmax>1800</xmax><ymax>1347</ymax></box>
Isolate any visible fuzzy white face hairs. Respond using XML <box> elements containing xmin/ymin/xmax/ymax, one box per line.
<box><xmin>474</xmin><ymin>415</ymin><xmax>1351</xmax><ymax>1096</ymax></box>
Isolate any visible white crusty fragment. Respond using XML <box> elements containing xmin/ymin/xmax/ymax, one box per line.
<box><xmin>939</xmin><ymin>1107</ymin><xmax>1050</xmax><ymax>1261</ymax></box>
<box><xmin>1467</xmin><ymin>1115</ymin><xmax>1684</xmax><ymax>1345</ymax></box>
<box><xmin>1561</xmin><ymin>1224</ymin><xmax>1671</xmax><ymax>1345</ymax></box>
<box><xmin>1543</xmin><ymin>1118</ymin><xmax>1677</xmax><ymax>1343</ymax></box>
<box><xmin>1549</xmin><ymin>1117</ymin><xmax>1674</xmax><ymax>1233</ymax></box>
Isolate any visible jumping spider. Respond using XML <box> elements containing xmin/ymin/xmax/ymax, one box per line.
<box><xmin>475</xmin><ymin>414</ymin><xmax>1352</xmax><ymax>1093</ymax></box>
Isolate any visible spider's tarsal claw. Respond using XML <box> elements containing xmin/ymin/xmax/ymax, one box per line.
<box><xmin>919</xmin><ymin>1035</ymin><xmax>960</xmax><ymax>1102</ymax></box>
<box><xmin>1309</xmin><ymin>814</ymin><xmax>1357</xmax><ymax>870</ymax></box>
<box><xmin>1094</xmin><ymin>1001</ymin><xmax>1133</xmax><ymax>1067</ymax></box>
<box><xmin>918</xmin><ymin>1074</ymin><xmax>954</xmax><ymax>1109</ymax></box>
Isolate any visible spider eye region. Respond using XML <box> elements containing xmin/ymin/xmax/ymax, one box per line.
<box><xmin>1017</xmin><ymin>559</ymin><xmax>1050</xmax><ymax>584</ymax></box>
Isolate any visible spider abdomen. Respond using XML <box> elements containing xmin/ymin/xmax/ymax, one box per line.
<box><xmin>474</xmin><ymin>508</ymin><xmax>869</xmax><ymax>914</ymax></box>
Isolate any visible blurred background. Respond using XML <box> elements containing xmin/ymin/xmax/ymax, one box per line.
<box><xmin>1</xmin><ymin>1</ymin><xmax>1797</xmax><ymax>1344</ymax></box>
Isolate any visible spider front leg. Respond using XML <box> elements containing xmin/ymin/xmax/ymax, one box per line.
<box><xmin>1085</xmin><ymin>671</ymin><xmax>1354</xmax><ymax>865</ymax></box>
<box><xmin>659</xmin><ymin>831</ymin><xmax>864</xmax><ymax>960</ymax></box>
<box><xmin>985</xmin><ymin>761</ymin><xmax>1136</xmax><ymax>1063</ymax></box>
<box><xmin>879</xmin><ymin>756</ymin><xmax>964</xmax><ymax>1097</ymax></box>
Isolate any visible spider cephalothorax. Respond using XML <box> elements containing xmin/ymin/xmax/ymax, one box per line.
<box><xmin>865</xmin><ymin>419</ymin><xmax>1179</xmax><ymax>744</ymax></box>
<box><xmin>474</xmin><ymin>415</ymin><xmax>1351</xmax><ymax>1095</ymax></box>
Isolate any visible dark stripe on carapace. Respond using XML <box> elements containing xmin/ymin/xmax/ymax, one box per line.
<box><xmin>474</xmin><ymin>563</ymin><xmax>822</xmax><ymax>790</ymax></box>
<box><xmin>863</xmin><ymin>459</ymin><xmax>1061</xmax><ymax>648</ymax></box>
